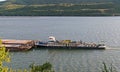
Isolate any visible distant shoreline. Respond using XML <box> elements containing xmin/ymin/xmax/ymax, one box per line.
<box><xmin>0</xmin><ymin>16</ymin><xmax>119</xmax><ymax>17</ymax></box>
<box><xmin>0</xmin><ymin>2</ymin><xmax>120</xmax><ymax>16</ymax></box>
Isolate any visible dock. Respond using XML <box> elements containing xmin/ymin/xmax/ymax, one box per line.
<box><xmin>1</xmin><ymin>39</ymin><xmax>35</xmax><ymax>51</ymax></box>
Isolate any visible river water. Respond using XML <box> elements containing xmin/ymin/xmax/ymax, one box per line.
<box><xmin>1</xmin><ymin>17</ymin><xmax>120</xmax><ymax>72</ymax></box>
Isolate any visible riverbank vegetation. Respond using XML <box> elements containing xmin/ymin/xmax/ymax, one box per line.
<box><xmin>0</xmin><ymin>2</ymin><xmax>120</xmax><ymax>16</ymax></box>
<box><xmin>29</xmin><ymin>62</ymin><xmax>54</xmax><ymax>72</ymax></box>
<box><xmin>0</xmin><ymin>40</ymin><xmax>10</xmax><ymax>72</ymax></box>
<box><xmin>101</xmin><ymin>62</ymin><xmax>117</xmax><ymax>72</ymax></box>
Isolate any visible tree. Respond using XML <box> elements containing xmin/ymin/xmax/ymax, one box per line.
<box><xmin>0</xmin><ymin>39</ymin><xmax>10</xmax><ymax>72</ymax></box>
<box><xmin>30</xmin><ymin>62</ymin><xmax>54</xmax><ymax>72</ymax></box>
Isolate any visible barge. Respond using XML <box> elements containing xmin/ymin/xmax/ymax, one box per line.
<box><xmin>1</xmin><ymin>39</ymin><xmax>35</xmax><ymax>51</ymax></box>
<box><xmin>36</xmin><ymin>36</ymin><xmax>106</xmax><ymax>50</ymax></box>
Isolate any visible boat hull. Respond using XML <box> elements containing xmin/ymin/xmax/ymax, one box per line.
<box><xmin>36</xmin><ymin>45</ymin><xmax>105</xmax><ymax>50</ymax></box>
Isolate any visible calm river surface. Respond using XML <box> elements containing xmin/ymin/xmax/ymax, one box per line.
<box><xmin>1</xmin><ymin>17</ymin><xmax>120</xmax><ymax>72</ymax></box>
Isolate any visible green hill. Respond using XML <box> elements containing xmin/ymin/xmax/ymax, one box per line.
<box><xmin>5</xmin><ymin>0</ymin><xmax>120</xmax><ymax>5</ymax></box>
<box><xmin>0</xmin><ymin>0</ymin><xmax>120</xmax><ymax>16</ymax></box>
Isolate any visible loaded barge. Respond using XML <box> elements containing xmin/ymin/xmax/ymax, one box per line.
<box><xmin>36</xmin><ymin>36</ymin><xmax>106</xmax><ymax>50</ymax></box>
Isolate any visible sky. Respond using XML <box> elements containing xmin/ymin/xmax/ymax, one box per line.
<box><xmin>0</xmin><ymin>0</ymin><xmax>6</xmax><ymax>1</ymax></box>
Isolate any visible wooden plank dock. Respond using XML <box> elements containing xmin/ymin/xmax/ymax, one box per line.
<box><xmin>1</xmin><ymin>39</ymin><xmax>35</xmax><ymax>51</ymax></box>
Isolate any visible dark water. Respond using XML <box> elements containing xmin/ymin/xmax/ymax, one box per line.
<box><xmin>1</xmin><ymin>17</ymin><xmax>120</xmax><ymax>72</ymax></box>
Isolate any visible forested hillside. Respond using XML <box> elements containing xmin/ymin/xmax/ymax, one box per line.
<box><xmin>5</xmin><ymin>0</ymin><xmax>120</xmax><ymax>4</ymax></box>
<box><xmin>0</xmin><ymin>0</ymin><xmax>120</xmax><ymax>16</ymax></box>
